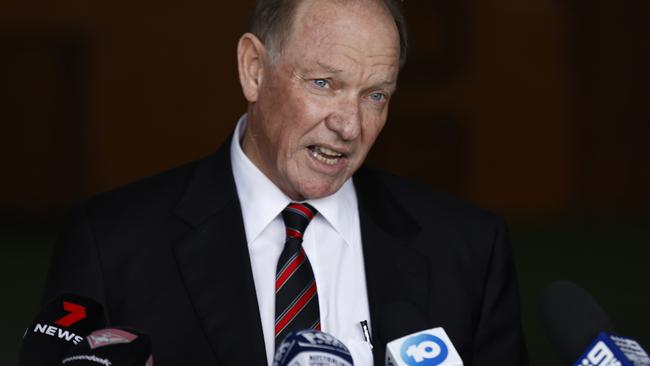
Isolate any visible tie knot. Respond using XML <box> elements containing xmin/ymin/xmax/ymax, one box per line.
<box><xmin>282</xmin><ymin>202</ymin><xmax>317</xmax><ymax>240</ymax></box>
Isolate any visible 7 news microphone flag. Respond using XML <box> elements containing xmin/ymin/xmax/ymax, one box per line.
<box><xmin>18</xmin><ymin>294</ymin><xmax>107</xmax><ymax>366</ymax></box>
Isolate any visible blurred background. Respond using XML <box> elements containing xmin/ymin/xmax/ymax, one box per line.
<box><xmin>1</xmin><ymin>0</ymin><xmax>648</xmax><ymax>363</ymax></box>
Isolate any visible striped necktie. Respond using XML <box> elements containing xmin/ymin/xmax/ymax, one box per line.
<box><xmin>274</xmin><ymin>202</ymin><xmax>320</xmax><ymax>345</ymax></box>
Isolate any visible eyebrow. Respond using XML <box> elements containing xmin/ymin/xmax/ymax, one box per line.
<box><xmin>371</xmin><ymin>79</ymin><xmax>397</xmax><ymax>93</ymax></box>
<box><xmin>375</xmin><ymin>79</ymin><xmax>396</xmax><ymax>87</ymax></box>
<box><xmin>316</xmin><ymin>62</ymin><xmax>343</xmax><ymax>73</ymax></box>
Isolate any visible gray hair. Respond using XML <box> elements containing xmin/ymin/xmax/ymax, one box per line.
<box><xmin>249</xmin><ymin>0</ymin><xmax>408</xmax><ymax>69</ymax></box>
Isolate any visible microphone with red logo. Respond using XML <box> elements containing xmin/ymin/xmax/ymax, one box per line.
<box><xmin>61</xmin><ymin>327</ymin><xmax>154</xmax><ymax>365</ymax></box>
<box><xmin>18</xmin><ymin>293</ymin><xmax>107</xmax><ymax>366</ymax></box>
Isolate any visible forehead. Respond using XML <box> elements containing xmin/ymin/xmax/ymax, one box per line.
<box><xmin>282</xmin><ymin>0</ymin><xmax>400</xmax><ymax>74</ymax></box>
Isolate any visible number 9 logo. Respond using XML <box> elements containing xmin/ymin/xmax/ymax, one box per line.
<box><xmin>400</xmin><ymin>334</ymin><xmax>449</xmax><ymax>366</ymax></box>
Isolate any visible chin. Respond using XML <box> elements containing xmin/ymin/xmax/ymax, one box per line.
<box><xmin>296</xmin><ymin>181</ymin><xmax>342</xmax><ymax>200</ymax></box>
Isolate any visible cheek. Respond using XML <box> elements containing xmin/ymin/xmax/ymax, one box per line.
<box><xmin>273</xmin><ymin>104</ymin><xmax>319</xmax><ymax>160</ymax></box>
<box><xmin>287</xmin><ymin>88</ymin><xmax>329</xmax><ymax>120</ymax></box>
<box><xmin>280</xmin><ymin>95</ymin><xmax>329</xmax><ymax>142</ymax></box>
<box><xmin>361</xmin><ymin>115</ymin><xmax>387</xmax><ymax>145</ymax></box>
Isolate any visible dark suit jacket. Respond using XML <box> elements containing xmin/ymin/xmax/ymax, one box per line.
<box><xmin>45</xmin><ymin>144</ymin><xmax>528</xmax><ymax>365</ymax></box>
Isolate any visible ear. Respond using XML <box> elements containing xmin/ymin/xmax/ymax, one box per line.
<box><xmin>237</xmin><ymin>33</ymin><xmax>267</xmax><ymax>103</ymax></box>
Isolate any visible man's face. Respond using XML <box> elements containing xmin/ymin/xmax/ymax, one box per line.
<box><xmin>242</xmin><ymin>0</ymin><xmax>400</xmax><ymax>200</ymax></box>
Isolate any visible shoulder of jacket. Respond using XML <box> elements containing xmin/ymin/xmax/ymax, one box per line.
<box><xmin>356</xmin><ymin>165</ymin><xmax>504</xmax><ymax>228</ymax></box>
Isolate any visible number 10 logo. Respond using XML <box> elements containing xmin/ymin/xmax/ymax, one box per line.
<box><xmin>400</xmin><ymin>334</ymin><xmax>449</xmax><ymax>366</ymax></box>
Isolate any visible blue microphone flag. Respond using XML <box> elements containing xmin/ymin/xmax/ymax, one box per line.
<box><xmin>573</xmin><ymin>332</ymin><xmax>650</xmax><ymax>366</ymax></box>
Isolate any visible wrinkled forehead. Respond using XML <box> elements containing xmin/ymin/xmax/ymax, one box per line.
<box><xmin>282</xmin><ymin>0</ymin><xmax>400</xmax><ymax>71</ymax></box>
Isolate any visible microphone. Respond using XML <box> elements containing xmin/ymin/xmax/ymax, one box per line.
<box><xmin>273</xmin><ymin>329</ymin><xmax>354</xmax><ymax>366</ymax></box>
<box><xmin>540</xmin><ymin>281</ymin><xmax>650</xmax><ymax>366</ymax></box>
<box><xmin>61</xmin><ymin>327</ymin><xmax>154</xmax><ymax>365</ymax></box>
<box><xmin>381</xmin><ymin>302</ymin><xmax>463</xmax><ymax>366</ymax></box>
<box><xmin>385</xmin><ymin>328</ymin><xmax>463</xmax><ymax>366</ymax></box>
<box><xmin>18</xmin><ymin>293</ymin><xmax>107</xmax><ymax>366</ymax></box>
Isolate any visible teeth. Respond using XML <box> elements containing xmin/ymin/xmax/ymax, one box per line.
<box><xmin>310</xmin><ymin>146</ymin><xmax>342</xmax><ymax>165</ymax></box>
<box><xmin>316</xmin><ymin>146</ymin><xmax>343</xmax><ymax>157</ymax></box>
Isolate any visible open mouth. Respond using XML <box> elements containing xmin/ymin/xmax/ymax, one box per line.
<box><xmin>308</xmin><ymin>145</ymin><xmax>345</xmax><ymax>165</ymax></box>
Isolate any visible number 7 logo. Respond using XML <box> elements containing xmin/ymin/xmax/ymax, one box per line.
<box><xmin>55</xmin><ymin>301</ymin><xmax>86</xmax><ymax>327</ymax></box>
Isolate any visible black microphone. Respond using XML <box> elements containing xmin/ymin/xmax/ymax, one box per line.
<box><xmin>61</xmin><ymin>327</ymin><xmax>153</xmax><ymax>365</ymax></box>
<box><xmin>18</xmin><ymin>293</ymin><xmax>107</xmax><ymax>366</ymax></box>
<box><xmin>540</xmin><ymin>281</ymin><xmax>649</xmax><ymax>365</ymax></box>
<box><xmin>540</xmin><ymin>281</ymin><xmax>614</xmax><ymax>362</ymax></box>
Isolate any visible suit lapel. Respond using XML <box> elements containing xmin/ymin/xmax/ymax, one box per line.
<box><xmin>171</xmin><ymin>146</ymin><xmax>267</xmax><ymax>365</ymax></box>
<box><xmin>354</xmin><ymin>167</ymin><xmax>431</xmax><ymax>364</ymax></box>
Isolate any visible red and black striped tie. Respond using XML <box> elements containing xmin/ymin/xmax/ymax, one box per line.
<box><xmin>274</xmin><ymin>202</ymin><xmax>320</xmax><ymax>345</ymax></box>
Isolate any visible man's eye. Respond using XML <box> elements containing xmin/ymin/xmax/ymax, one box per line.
<box><xmin>369</xmin><ymin>92</ymin><xmax>386</xmax><ymax>102</ymax></box>
<box><xmin>312</xmin><ymin>79</ymin><xmax>330</xmax><ymax>88</ymax></box>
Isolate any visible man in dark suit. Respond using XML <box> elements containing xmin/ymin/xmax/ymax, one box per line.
<box><xmin>45</xmin><ymin>0</ymin><xmax>528</xmax><ymax>364</ymax></box>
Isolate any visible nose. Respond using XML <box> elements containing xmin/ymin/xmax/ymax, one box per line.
<box><xmin>325</xmin><ymin>96</ymin><xmax>361</xmax><ymax>141</ymax></box>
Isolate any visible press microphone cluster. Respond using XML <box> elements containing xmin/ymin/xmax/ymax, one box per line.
<box><xmin>540</xmin><ymin>281</ymin><xmax>650</xmax><ymax>366</ymax></box>
<box><xmin>18</xmin><ymin>293</ymin><xmax>154</xmax><ymax>366</ymax></box>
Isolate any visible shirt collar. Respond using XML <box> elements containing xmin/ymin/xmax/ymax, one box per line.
<box><xmin>230</xmin><ymin>113</ymin><xmax>357</xmax><ymax>247</ymax></box>
<box><xmin>307</xmin><ymin>180</ymin><xmax>357</xmax><ymax>248</ymax></box>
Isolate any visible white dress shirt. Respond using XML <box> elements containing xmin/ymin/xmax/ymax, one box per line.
<box><xmin>230</xmin><ymin>114</ymin><xmax>373</xmax><ymax>365</ymax></box>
